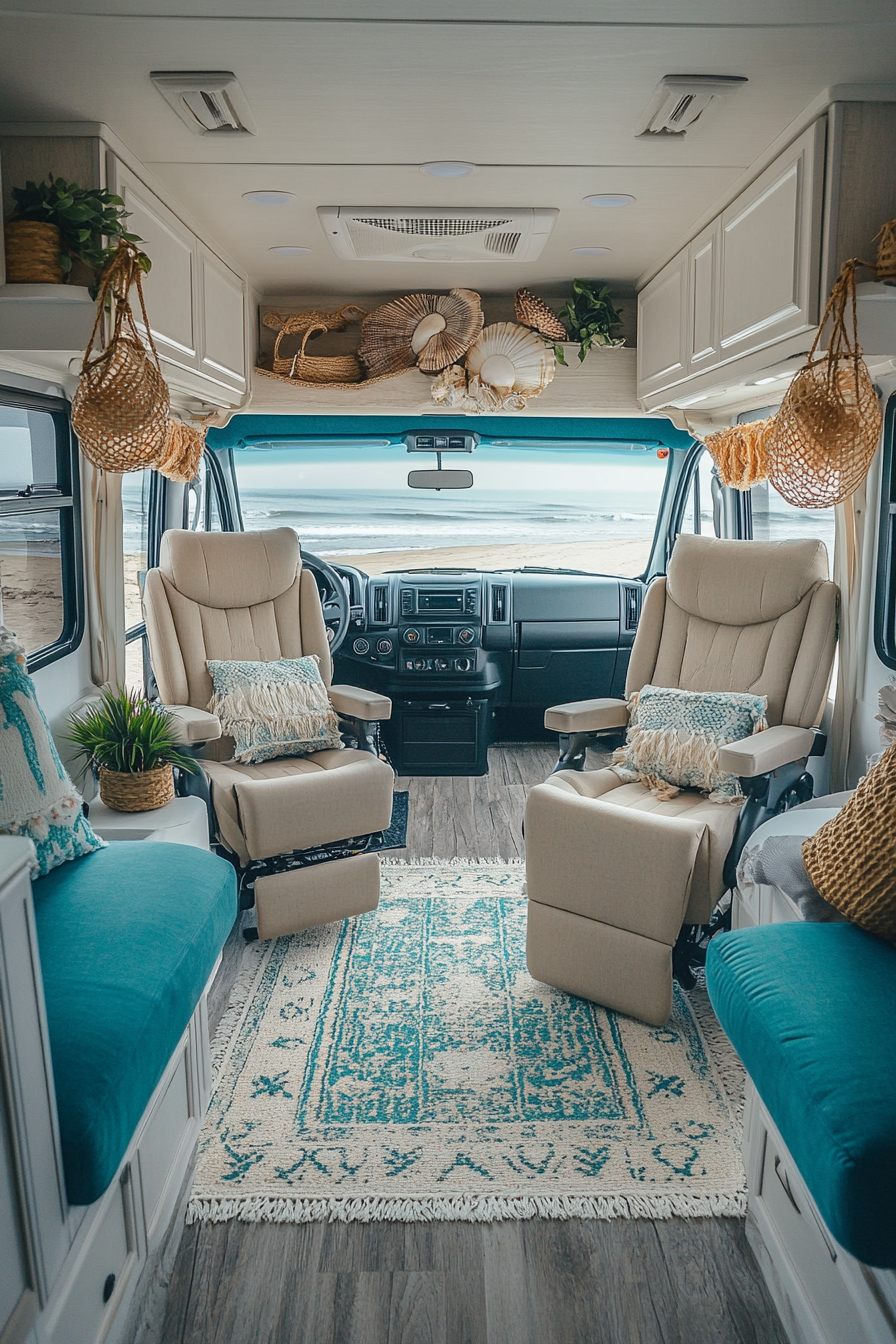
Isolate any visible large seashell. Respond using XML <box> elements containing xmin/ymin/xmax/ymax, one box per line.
<box><xmin>359</xmin><ymin>289</ymin><xmax>483</xmax><ymax>377</ymax></box>
<box><xmin>464</xmin><ymin>322</ymin><xmax>555</xmax><ymax>398</ymax></box>
<box><xmin>514</xmin><ymin>287</ymin><xmax>567</xmax><ymax>342</ymax></box>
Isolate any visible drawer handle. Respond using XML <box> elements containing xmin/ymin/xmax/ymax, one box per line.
<box><xmin>103</xmin><ymin>1273</ymin><xmax>116</xmax><ymax>1305</ymax></box>
<box><xmin>774</xmin><ymin>1156</ymin><xmax>801</xmax><ymax>1215</ymax></box>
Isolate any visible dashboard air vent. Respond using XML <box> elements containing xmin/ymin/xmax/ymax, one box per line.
<box><xmin>372</xmin><ymin>584</ymin><xmax>390</xmax><ymax>625</ymax></box>
<box><xmin>490</xmin><ymin>584</ymin><xmax>509</xmax><ymax>623</ymax></box>
<box><xmin>623</xmin><ymin>585</ymin><xmax>642</xmax><ymax>631</ymax></box>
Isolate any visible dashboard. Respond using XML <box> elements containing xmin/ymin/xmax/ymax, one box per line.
<box><xmin>331</xmin><ymin>566</ymin><xmax>645</xmax><ymax>711</ymax></box>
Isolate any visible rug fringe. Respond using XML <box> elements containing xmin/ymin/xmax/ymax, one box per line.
<box><xmin>685</xmin><ymin>971</ymin><xmax>746</xmax><ymax>1121</ymax></box>
<box><xmin>379</xmin><ymin>856</ymin><xmax>524</xmax><ymax>867</ymax></box>
<box><xmin>186</xmin><ymin>1190</ymin><xmax>747</xmax><ymax>1226</ymax></box>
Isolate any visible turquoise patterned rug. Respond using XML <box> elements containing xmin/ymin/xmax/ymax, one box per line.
<box><xmin>189</xmin><ymin>862</ymin><xmax>744</xmax><ymax>1224</ymax></box>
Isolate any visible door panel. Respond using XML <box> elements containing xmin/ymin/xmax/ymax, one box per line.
<box><xmin>637</xmin><ymin>251</ymin><xmax>690</xmax><ymax>397</ymax></box>
<box><xmin>198</xmin><ymin>245</ymin><xmax>246</xmax><ymax>390</ymax></box>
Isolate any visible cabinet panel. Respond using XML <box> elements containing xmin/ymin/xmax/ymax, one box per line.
<box><xmin>110</xmin><ymin>160</ymin><xmax>198</xmax><ymax>370</ymax></box>
<box><xmin>719</xmin><ymin>119</ymin><xmax>825</xmax><ymax>360</ymax></box>
<box><xmin>198</xmin><ymin>245</ymin><xmax>246</xmax><ymax>390</ymax></box>
<box><xmin>43</xmin><ymin>1174</ymin><xmax>135</xmax><ymax>1344</ymax></box>
<box><xmin>636</xmin><ymin>251</ymin><xmax>689</xmax><ymax>397</ymax></box>
<box><xmin>688</xmin><ymin>218</ymin><xmax>720</xmax><ymax>371</ymax></box>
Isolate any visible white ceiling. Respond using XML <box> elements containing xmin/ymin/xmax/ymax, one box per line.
<box><xmin>1</xmin><ymin>3</ymin><xmax>896</xmax><ymax>295</ymax></box>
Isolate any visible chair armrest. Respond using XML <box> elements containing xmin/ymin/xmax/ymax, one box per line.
<box><xmin>329</xmin><ymin>685</ymin><xmax>392</xmax><ymax>722</ymax></box>
<box><xmin>544</xmin><ymin>698</ymin><xmax>629</xmax><ymax>734</ymax></box>
<box><xmin>164</xmin><ymin>705</ymin><xmax>222</xmax><ymax>745</ymax></box>
<box><xmin>718</xmin><ymin>724</ymin><xmax>816</xmax><ymax>777</ymax></box>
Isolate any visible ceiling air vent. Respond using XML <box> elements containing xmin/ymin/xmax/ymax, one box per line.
<box><xmin>151</xmin><ymin>71</ymin><xmax>257</xmax><ymax>136</ymax></box>
<box><xmin>623</xmin><ymin>585</ymin><xmax>642</xmax><ymax>631</ymax></box>
<box><xmin>635</xmin><ymin>75</ymin><xmax>747</xmax><ymax>138</ymax></box>
<box><xmin>318</xmin><ymin>207</ymin><xmax>557</xmax><ymax>263</ymax></box>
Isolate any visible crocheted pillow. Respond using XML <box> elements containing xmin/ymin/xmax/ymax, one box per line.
<box><xmin>613</xmin><ymin>685</ymin><xmax>768</xmax><ymax>803</ymax></box>
<box><xmin>0</xmin><ymin>630</ymin><xmax>104</xmax><ymax>876</ymax></box>
<box><xmin>206</xmin><ymin>655</ymin><xmax>344</xmax><ymax>764</ymax></box>
<box><xmin>802</xmin><ymin>744</ymin><xmax>896</xmax><ymax>941</ymax></box>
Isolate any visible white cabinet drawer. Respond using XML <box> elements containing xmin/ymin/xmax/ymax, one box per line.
<box><xmin>43</xmin><ymin>1171</ymin><xmax>136</xmax><ymax>1344</ymax></box>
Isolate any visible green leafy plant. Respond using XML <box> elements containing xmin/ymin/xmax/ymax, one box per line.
<box><xmin>554</xmin><ymin>279</ymin><xmax>624</xmax><ymax>364</ymax></box>
<box><xmin>9</xmin><ymin>174</ymin><xmax>151</xmax><ymax>291</ymax></box>
<box><xmin>66</xmin><ymin>687</ymin><xmax>197</xmax><ymax>776</ymax></box>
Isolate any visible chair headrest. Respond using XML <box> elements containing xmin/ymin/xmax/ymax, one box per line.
<box><xmin>158</xmin><ymin>528</ymin><xmax>301</xmax><ymax>608</ymax></box>
<box><xmin>666</xmin><ymin>534</ymin><xmax>829</xmax><ymax>625</ymax></box>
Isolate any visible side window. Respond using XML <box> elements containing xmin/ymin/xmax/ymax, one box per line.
<box><xmin>0</xmin><ymin>397</ymin><xmax>82</xmax><ymax>669</ymax></box>
<box><xmin>738</xmin><ymin>408</ymin><xmax>836</xmax><ymax>568</ymax></box>
<box><xmin>679</xmin><ymin>449</ymin><xmax>718</xmax><ymax>536</ymax></box>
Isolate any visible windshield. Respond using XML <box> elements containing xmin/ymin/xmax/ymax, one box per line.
<box><xmin>232</xmin><ymin>440</ymin><xmax>669</xmax><ymax>577</ymax></box>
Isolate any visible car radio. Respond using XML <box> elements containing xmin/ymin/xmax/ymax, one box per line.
<box><xmin>400</xmin><ymin>586</ymin><xmax>479</xmax><ymax>617</ymax></box>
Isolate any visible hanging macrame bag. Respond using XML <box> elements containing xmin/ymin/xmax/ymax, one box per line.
<box><xmin>703</xmin><ymin>417</ymin><xmax>774</xmax><ymax>490</ymax></box>
<box><xmin>156</xmin><ymin>419</ymin><xmax>206</xmax><ymax>483</ymax></box>
<box><xmin>71</xmin><ymin>240</ymin><xmax>170</xmax><ymax>472</ymax></box>
<box><xmin>766</xmin><ymin>259</ymin><xmax>882</xmax><ymax>508</ymax></box>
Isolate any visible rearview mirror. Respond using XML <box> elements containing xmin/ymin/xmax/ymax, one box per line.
<box><xmin>407</xmin><ymin>469</ymin><xmax>473</xmax><ymax>490</ymax></box>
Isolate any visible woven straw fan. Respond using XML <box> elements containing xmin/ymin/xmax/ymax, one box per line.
<box><xmin>359</xmin><ymin>290</ymin><xmax>483</xmax><ymax>377</ymax></box>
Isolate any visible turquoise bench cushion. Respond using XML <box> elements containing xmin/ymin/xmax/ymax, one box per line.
<box><xmin>32</xmin><ymin>842</ymin><xmax>236</xmax><ymax>1206</ymax></box>
<box><xmin>707</xmin><ymin>923</ymin><xmax>896</xmax><ymax>1268</ymax></box>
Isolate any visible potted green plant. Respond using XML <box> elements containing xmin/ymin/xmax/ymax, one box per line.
<box><xmin>67</xmin><ymin>687</ymin><xmax>196</xmax><ymax>813</ymax></box>
<box><xmin>554</xmin><ymin>279</ymin><xmax>625</xmax><ymax>364</ymax></box>
<box><xmin>4</xmin><ymin>174</ymin><xmax>149</xmax><ymax>293</ymax></box>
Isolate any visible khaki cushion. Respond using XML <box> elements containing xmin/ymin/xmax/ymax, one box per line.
<box><xmin>160</xmin><ymin>527</ymin><xmax>301</xmax><ymax>608</ymax></box>
<box><xmin>205</xmin><ymin>749</ymin><xmax>394</xmax><ymax>863</ymax></box>
<box><xmin>665</xmin><ymin>534</ymin><xmax>829</xmax><ymax>626</ymax></box>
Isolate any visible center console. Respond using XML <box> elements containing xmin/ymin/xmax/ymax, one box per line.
<box><xmin>398</xmin><ymin>582</ymin><xmax>482</xmax><ymax>677</ymax></box>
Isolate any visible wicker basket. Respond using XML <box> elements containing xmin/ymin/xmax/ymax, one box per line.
<box><xmin>268</xmin><ymin>304</ymin><xmax>367</xmax><ymax>375</ymax></box>
<box><xmin>99</xmin><ymin>763</ymin><xmax>174</xmax><ymax>812</ymax></box>
<box><xmin>4</xmin><ymin>220</ymin><xmax>65</xmax><ymax>283</ymax></box>
<box><xmin>281</xmin><ymin>322</ymin><xmax>364</xmax><ymax>385</ymax></box>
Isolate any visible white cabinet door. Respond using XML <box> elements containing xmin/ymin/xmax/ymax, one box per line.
<box><xmin>687</xmin><ymin>217</ymin><xmax>721</xmax><ymax>373</ymax></box>
<box><xmin>197</xmin><ymin>244</ymin><xmax>247</xmax><ymax>393</ymax></box>
<box><xmin>718</xmin><ymin>119</ymin><xmax>826</xmax><ymax>362</ymax></box>
<box><xmin>109</xmin><ymin>160</ymin><xmax>199</xmax><ymax>373</ymax></box>
<box><xmin>636</xmin><ymin>250</ymin><xmax>690</xmax><ymax>398</ymax></box>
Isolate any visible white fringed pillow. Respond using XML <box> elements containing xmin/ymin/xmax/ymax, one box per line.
<box><xmin>613</xmin><ymin>685</ymin><xmax>768</xmax><ymax>803</ymax></box>
<box><xmin>206</xmin><ymin>656</ymin><xmax>344</xmax><ymax>764</ymax></box>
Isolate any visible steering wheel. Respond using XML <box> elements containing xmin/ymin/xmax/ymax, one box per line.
<box><xmin>301</xmin><ymin>550</ymin><xmax>351</xmax><ymax>653</ymax></box>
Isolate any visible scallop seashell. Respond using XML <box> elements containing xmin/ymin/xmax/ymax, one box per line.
<box><xmin>359</xmin><ymin>289</ymin><xmax>483</xmax><ymax>378</ymax></box>
<box><xmin>464</xmin><ymin>322</ymin><xmax>555</xmax><ymax>398</ymax></box>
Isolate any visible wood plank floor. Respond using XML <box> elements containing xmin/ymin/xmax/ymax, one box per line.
<box><xmin>146</xmin><ymin>746</ymin><xmax>787</xmax><ymax>1344</ymax></box>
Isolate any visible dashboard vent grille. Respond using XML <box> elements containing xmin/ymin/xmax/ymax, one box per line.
<box><xmin>623</xmin><ymin>585</ymin><xmax>642</xmax><ymax>631</ymax></box>
<box><xmin>490</xmin><ymin>584</ymin><xmax>508</xmax><ymax>622</ymax></box>
<box><xmin>372</xmin><ymin>584</ymin><xmax>390</xmax><ymax>624</ymax></box>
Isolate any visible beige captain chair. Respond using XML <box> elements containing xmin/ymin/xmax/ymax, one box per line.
<box><xmin>143</xmin><ymin>528</ymin><xmax>394</xmax><ymax>941</ymax></box>
<box><xmin>525</xmin><ymin>535</ymin><xmax>838</xmax><ymax>1026</ymax></box>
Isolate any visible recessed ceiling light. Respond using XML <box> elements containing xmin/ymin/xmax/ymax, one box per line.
<box><xmin>582</xmin><ymin>194</ymin><xmax>636</xmax><ymax>209</ymax></box>
<box><xmin>419</xmin><ymin>161</ymin><xmax>478</xmax><ymax>178</ymax></box>
<box><xmin>570</xmin><ymin>246</ymin><xmax>611</xmax><ymax>256</ymax></box>
<box><xmin>242</xmin><ymin>190</ymin><xmax>296</xmax><ymax>206</ymax></box>
<box><xmin>268</xmin><ymin>245</ymin><xmax>312</xmax><ymax>255</ymax></box>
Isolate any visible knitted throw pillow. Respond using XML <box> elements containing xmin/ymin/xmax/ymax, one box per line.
<box><xmin>0</xmin><ymin>630</ymin><xmax>104</xmax><ymax>876</ymax></box>
<box><xmin>802</xmin><ymin>743</ymin><xmax>896</xmax><ymax>941</ymax></box>
<box><xmin>613</xmin><ymin>685</ymin><xmax>769</xmax><ymax>803</ymax></box>
<box><xmin>206</xmin><ymin>655</ymin><xmax>344</xmax><ymax>764</ymax></box>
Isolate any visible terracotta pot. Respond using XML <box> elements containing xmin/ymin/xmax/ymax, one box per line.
<box><xmin>98</xmin><ymin>763</ymin><xmax>174</xmax><ymax>813</ymax></box>
<box><xmin>4</xmin><ymin>220</ymin><xmax>65</xmax><ymax>284</ymax></box>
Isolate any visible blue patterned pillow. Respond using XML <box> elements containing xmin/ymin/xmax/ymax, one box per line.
<box><xmin>206</xmin><ymin>655</ymin><xmax>344</xmax><ymax>764</ymax></box>
<box><xmin>613</xmin><ymin>685</ymin><xmax>768</xmax><ymax>803</ymax></box>
<box><xmin>0</xmin><ymin>630</ymin><xmax>105</xmax><ymax>876</ymax></box>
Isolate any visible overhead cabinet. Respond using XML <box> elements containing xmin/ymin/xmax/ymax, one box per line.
<box><xmin>637</xmin><ymin>102</ymin><xmax>896</xmax><ymax>409</ymax></box>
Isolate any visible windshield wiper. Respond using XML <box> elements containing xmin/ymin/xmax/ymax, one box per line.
<box><xmin>509</xmin><ymin>566</ymin><xmax>592</xmax><ymax>576</ymax></box>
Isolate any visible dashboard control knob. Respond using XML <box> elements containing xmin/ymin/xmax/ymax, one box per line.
<box><xmin>434</xmin><ymin>656</ymin><xmax>450</xmax><ymax>671</ymax></box>
<box><xmin>413</xmin><ymin>657</ymin><xmax>427</xmax><ymax>671</ymax></box>
<box><xmin>376</xmin><ymin>638</ymin><xmax>393</xmax><ymax>655</ymax></box>
<box><xmin>458</xmin><ymin>627</ymin><xmax>475</xmax><ymax>644</ymax></box>
<box><xmin>404</xmin><ymin>628</ymin><xmax>421</xmax><ymax>644</ymax></box>
<box><xmin>455</xmin><ymin>656</ymin><xmax>473</xmax><ymax>672</ymax></box>
<box><xmin>352</xmin><ymin>637</ymin><xmax>370</xmax><ymax>656</ymax></box>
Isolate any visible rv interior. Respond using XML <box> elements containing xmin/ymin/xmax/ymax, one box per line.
<box><xmin>2</xmin><ymin>4</ymin><xmax>896</xmax><ymax>1343</ymax></box>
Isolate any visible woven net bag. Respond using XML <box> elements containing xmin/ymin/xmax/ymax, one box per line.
<box><xmin>267</xmin><ymin>304</ymin><xmax>367</xmax><ymax>375</ymax></box>
<box><xmin>802</xmin><ymin>742</ymin><xmax>896</xmax><ymax>941</ymax></box>
<box><xmin>156</xmin><ymin>419</ymin><xmax>206</xmax><ymax>483</ymax></box>
<box><xmin>766</xmin><ymin>259</ymin><xmax>882</xmax><ymax>508</ymax></box>
<box><xmin>71</xmin><ymin>241</ymin><xmax>170</xmax><ymax>472</ymax></box>
<box><xmin>703</xmin><ymin>417</ymin><xmax>774</xmax><ymax>490</ymax></box>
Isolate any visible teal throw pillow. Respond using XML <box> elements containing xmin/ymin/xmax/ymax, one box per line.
<box><xmin>206</xmin><ymin>655</ymin><xmax>344</xmax><ymax>764</ymax></box>
<box><xmin>613</xmin><ymin>684</ymin><xmax>768</xmax><ymax>803</ymax></box>
<box><xmin>0</xmin><ymin>630</ymin><xmax>105</xmax><ymax>876</ymax></box>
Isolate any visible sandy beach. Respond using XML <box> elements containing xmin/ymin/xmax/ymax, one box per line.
<box><xmin>318</xmin><ymin>539</ymin><xmax>651</xmax><ymax>577</ymax></box>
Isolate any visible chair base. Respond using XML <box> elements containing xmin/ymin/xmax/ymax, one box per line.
<box><xmin>248</xmin><ymin>851</ymin><xmax>381</xmax><ymax>940</ymax></box>
<box><xmin>526</xmin><ymin>899</ymin><xmax>674</xmax><ymax>1026</ymax></box>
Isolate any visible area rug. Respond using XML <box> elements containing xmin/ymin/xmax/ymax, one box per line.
<box><xmin>188</xmin><ymin>862</ymin><xmax>745</xmax><ymax>1225</ymax></box>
